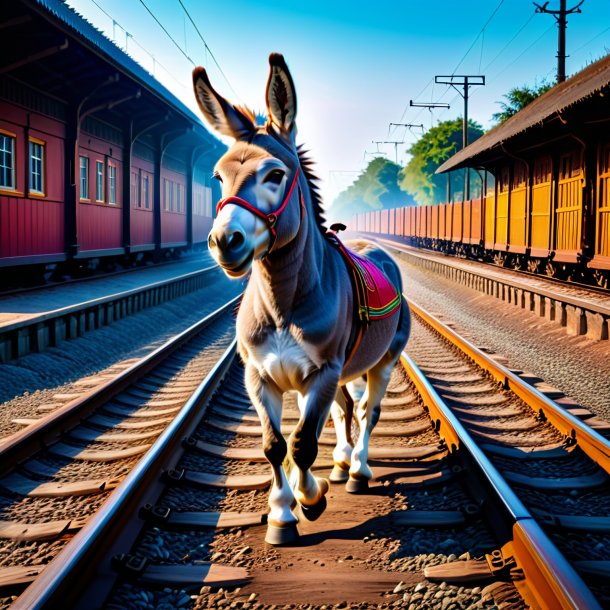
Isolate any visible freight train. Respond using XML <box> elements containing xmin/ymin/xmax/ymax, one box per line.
<box><xmin>352</xmin><ymin>53</ymin><xmax>610</xmax><ymax>288</ymax></box>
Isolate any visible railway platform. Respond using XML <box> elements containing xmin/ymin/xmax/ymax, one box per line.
<box><xmin>0</xmin><ymin>252</ymin><xmax>217</xmax><ymax>362</ymax></box>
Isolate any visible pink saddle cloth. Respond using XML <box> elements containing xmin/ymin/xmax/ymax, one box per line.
<box><xmin>332</xmin><ymin>237</ymin><xmax>401</xmax><ymax>322</ymax></box>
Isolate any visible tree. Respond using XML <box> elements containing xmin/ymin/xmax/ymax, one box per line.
<box><xmin>330</xmin><ymin>157</ymin><xmax>414</xmax><ymax>219</ymax></box>
<box><xmin>398</xmin><ymin>118</ymin><xmax>484</xmax><ymax>206</ymax></box>
<box><xmin>492</xmin><ymin>81</ymin><xmax>553</xmax><ymax>124</ymax></box>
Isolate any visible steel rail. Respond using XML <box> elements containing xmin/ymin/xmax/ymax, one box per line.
<box><xmin>0</xmin><ymin>293</ymin><xmax>241</xmax><ymax>475</ymax></box>
<box><xmin>12</xmin><ymin>339</ymin><xmax>237</xmax><ymax>610</ymax></box>
<box><xmin>408</xmin><ymin>298</ymin><xmax>610</xmax><ymax>471</ymax></box>
<box><xmin>401</xmin><ymin>351</ymin><xmax>602</xmax><ymax>610</ymax></box>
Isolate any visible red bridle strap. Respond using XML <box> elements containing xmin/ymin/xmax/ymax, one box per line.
<box><xmin>215</xmin><ymin>167</ymin><xmax>301</xmax><ymax>253</ymax></box>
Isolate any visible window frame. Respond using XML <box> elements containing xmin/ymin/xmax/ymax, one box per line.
<box><xmin>28</xmin><ymin>137</ymin><xmax>45</xmax><ymax>197</ymax></box>
<box><xmin>0</xmin><ymin>129</ymin><xmax>17</xmax><ymax>193</ymax></box>
<box><xmin>95</xmin><ymin>160</ymin><xmax>104</xmax><ymax>202</ymax></box>
<box><xmin>107</xmin><ymin>161</ymin><xmax>117</xmax><ymax>205</ymax></box>
<box><xmin>141</xmin><ymin>173</ymin><xmax>150</xmax><ymax>209</ymax></box>
<box><xmin>79</xmin><ymin>156</ymin><xmax>90</xmax><ymax>201</ymax></box>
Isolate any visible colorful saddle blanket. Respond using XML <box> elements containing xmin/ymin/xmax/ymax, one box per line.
<box><xmin>331</xmin><ymin>236</ymin><xmax>402</xmax><ymax>323</ymax></box>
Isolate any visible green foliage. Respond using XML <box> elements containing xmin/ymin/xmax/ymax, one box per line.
<box><xmin>398</xmin><ymin>118</ymin><xmax>484</xmax><ymax>206</ymax></box>
<box><xmin>492</xmin><ymin>81</ymin><xmax>553</xmax><ymax>124</ymax></box>
<box><xmin>330</xmin><ymin>157</ymin><xmax>415</xmax><ymax>219</ymax></box>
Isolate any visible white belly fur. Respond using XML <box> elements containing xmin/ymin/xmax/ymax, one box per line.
<box><xmin>249</xmin><ymin>329</ymin><xmax>322</xmax><ymax>392</ymax></box>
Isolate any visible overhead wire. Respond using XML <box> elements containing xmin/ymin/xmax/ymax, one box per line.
<box><xmin>137</xmin><ymin>0</ymin><xmax>194</xmax><ymax>65</ymax></box>
<box><xmin>175</xmin><ymin>0</ymin><xmax>242</xmax><ymax>102</ymax></box>
<box><xmin>451</xmin><ymin>0</ymin><xmax>505</xmax><ymax>74</ymax></box>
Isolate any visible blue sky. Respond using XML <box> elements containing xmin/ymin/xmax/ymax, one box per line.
<box><xmin>67</xmin><ymin>0</ymin><xmax>610</xmax><ymax>206</ymax></box>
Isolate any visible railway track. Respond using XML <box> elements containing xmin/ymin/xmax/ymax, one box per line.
<box><xmin>376</xmin><ymin>238</ymin><xmax>610</xmax><ymax>342</ymax></box>
<box><xmin>0</xmin><ymin>295</ymin><xmax>240</xmax><ymax>610</ymax></box>
<box><xmin>6</xmin><ymin>298</ymin><xmax>609</xmax><ymax>609</ymax></box>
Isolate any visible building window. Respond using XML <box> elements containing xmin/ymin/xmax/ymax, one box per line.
<box><xmin>131</xmin><ymin>170</ymin><xmax>139</xmax><ymax>207</ymax></box>
<box><xmin>80</xmin><ymin>156</ymin><xmax>89</xmax><ymax>199</ymax></box>
<box><xmin>176</xmin><ymin>183</ymin><xmax>183</xmax><ymax>213</ymax></box>
<box><xmin>29</xmin><ymin>139</ymin><xmax>45</xmax><ymax>194</ymax></box>
<box><xmin>108</xmin><ymin>162</ymin><xmax>117</xmax><ymax>204</ymax></box>
<box><xmin>0</xmin><ymin>133</ymin><xmax>15</xmax><ymax>190</ymax></box>
<box><xmin>96</xmin><ymin>161</ymin><xmax>104</xmax><ymax>201</ymax></box>
<box><xmin>142</xmin><ymin>174</ymin><xmax>150</xmax><ymax>209</ymax></box>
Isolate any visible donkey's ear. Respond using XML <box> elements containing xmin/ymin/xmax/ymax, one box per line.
<box><xmin>265</xmin><ymin>53</ymin><xmax>297</xmax><ymax>137</ymax></box>
<box><xmin>193</xmin><ymin>67</ymin><xmax>254</xmax><ymax>140</ymax></box>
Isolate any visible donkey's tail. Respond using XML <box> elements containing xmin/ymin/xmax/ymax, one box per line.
<box><xmin>340</xmin><ymin>384</ymin><xmax>355</xmax><ymax>446</ymax></box>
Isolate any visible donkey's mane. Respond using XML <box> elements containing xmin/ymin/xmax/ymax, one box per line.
<box><xmin>296</xmin><ymin>144</ymin><xmax>331</xmax><ymax>240</ymax></box>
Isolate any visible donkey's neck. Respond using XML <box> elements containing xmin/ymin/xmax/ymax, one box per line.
<box><xmin>250</xmin><ymin>194</ymin><xmax>327</xmax><ymax>327</ymax></box>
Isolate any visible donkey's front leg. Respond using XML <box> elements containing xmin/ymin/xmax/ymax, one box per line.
<box><xmin>245</xmin><ymin>363</ymin><xmax>298</xmax><ymax>545</ymax></box>
<box><xmin>290</xmin><ymin>364</ymin><xmax>340</xmax><ymax>521</ymax></box>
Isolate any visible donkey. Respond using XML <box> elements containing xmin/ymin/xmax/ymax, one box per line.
<box><xmin>193</xmin><ymin>53</ymin><xmax>410</xmax><ymax>545</ymax></box>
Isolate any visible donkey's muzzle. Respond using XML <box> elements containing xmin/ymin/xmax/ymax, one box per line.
<box><xmin>207</xmin><ymin>224</ymin><xmax>253</xmax><ymax>277</ymax></box>
<box><xmin>209</xmin><ymin>227</ymin><xmax>246</xmax><ymax>255</ymax></box>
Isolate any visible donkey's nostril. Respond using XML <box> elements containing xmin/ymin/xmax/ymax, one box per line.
<box><xmin>226</xmin><ymin>231</ymin><xmax>245</xmax><ymax>251</ymax></box>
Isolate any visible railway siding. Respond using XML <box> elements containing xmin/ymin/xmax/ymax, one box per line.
<box><xmin>378</xmin><ymin>238</ymin><xmax>609</xmax><ymax>341</ymax></box>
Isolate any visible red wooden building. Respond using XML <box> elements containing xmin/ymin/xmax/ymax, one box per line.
<box><xmin>0</xmin><ymin>0</ymin><xmax>223</xmax><ymax>272</ymax></box>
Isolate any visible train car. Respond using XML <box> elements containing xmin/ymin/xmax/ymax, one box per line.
<box><xmin>508</xmin><ymin>161</ymin><xmax>529</xmax><ymax>260</ymax></box>
<box><xmin>0</xmin><ymin>0</ymin><xmax>223</xmax><ymax>281</ymax></box>
<box><xmin>0</xmin><ymin>94</ymin><xmax>66</xmax><ymax>265</ymax></box>
<box><xmin>380</xmin><ymin>209</ymin><xmax>389</xmax><ymax>234</ymax></box>
<box><xmin>451</xmin><ymin>201</ymin><xmax>463</xmax><ymax>247</ymax></box>
<box><xmin>592</xmin><ymin>143</ymin><xmax>610</xmax><ymax>273</ymax></box>
<box><xmin>430</xmin><ymin>204</ymin><xmax>439</xmax><ymax>246</ymax></box>
<box><xmin>530</xmin><ymin>155</ymin><xmax>554</xmax><ymax>265</ymax></box>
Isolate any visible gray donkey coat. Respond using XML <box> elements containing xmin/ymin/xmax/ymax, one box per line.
<box><xmin>194</xmin><ymin>53</ymin><xmax>410</xmax><ymax>545</ymax></box>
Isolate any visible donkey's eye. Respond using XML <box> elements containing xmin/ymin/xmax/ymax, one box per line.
<box><xmin>213</xmin><ymin>172</ymin><xmax>223</xmax><ymax>183</ymax></box>
<box><xmin>264</xmin><ymin>169</ymin><xmax>285</xmax><ymax>185</ymax></box>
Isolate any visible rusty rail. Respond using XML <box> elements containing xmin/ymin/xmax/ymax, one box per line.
<box><xmin>12</xmin><ymin>338</ymin><xmax>237</xmax><ymax>609</ymax></box>
<box><xmin>0</xmin><ymin>294</ymin><xmax>241</xmax><ymax>476</ymax></box>
<box><xmin>401</xmin><ymin>351</ymin><xmax>601</xmax><ymax>610</ymax></box>
<box><xmin>408</xmin><ymin>298</ymin><xmax>610</xmax><ymax>472</ymax></box>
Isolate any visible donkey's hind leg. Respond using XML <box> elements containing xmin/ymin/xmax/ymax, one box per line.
<box><xmin>245</xmin><ymin>363</ymin><xmax>298</xmax><ymax>545</ymax></box>
<box><xmin>347</xmin><ymin>359</ymin><xmax>395</xmax><ymax>493</ymax></box>
<box><xmin>329</xmin><ymin>386</ymin><xmax>354</xmax><ymax>483</ymax></box>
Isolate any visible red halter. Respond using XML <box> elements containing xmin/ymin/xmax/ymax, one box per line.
<box><xmin>215</xmin><ymin>167</ymin><xmax>302</xmax><ymax>254</ymax></box>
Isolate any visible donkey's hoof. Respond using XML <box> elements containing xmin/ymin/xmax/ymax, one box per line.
<box><xmin>300</xmin><ymin>495</ymin><xmax>327</xmax><ymax>521</ymax></box>
<box><xmin>329</xmin><ymin>464</ymin><xmax>349</xmax><ymax>483</ymax></box>
<box><xmin>265</xmin><ymin>523</ymin><xmax>299</xmax><ymax>546</ymax></box>
<box><xmin>346</xmin><ymin>477</ymin><xmax>369</xmax><ymax>494</ymax></box>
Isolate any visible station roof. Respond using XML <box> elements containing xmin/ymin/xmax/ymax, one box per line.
<box><xmin>25</xmin><ymin>0</ymin><xmax>219</xmax><ymax>148</ymax></box>
<box><xmin>437</xmin><ymin>52</ymin><xmax>610</xmax><ymax>173</ymax></box>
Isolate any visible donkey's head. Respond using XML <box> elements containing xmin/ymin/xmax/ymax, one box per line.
<box><xmin>193</xmin><ymin>54</ymin><xmax>302</xmax><ymax>278</ymax></box>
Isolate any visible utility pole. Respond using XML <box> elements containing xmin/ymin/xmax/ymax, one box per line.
<box><xmin>371</xmin><ymin>141</ymin><xmax>386</xmax><ymax>155</ymax></box>
<box><xmin>534</xmin><ymin>0</ymin><xmax>584</xmax><ymax>83</ymax></box>
<box><xmin>434</xmin><ymin>75</ymin><xmax>485</xmax><ymax>200</ymax></box>
<box><xmin>382</xmin><ymin>141</ymin><xmax>405</xmax><ymax>164</ymax></box>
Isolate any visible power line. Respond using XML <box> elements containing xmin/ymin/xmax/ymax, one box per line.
<box><xmin>175</xmin><ymin>0</ymin><xmax>241</xmax><ymax>101</ymax></box>
<box><xmin>452</xmin><ymin>0</ymin><xmax>505</xmax><ymax>74</ymax></box>
<box><xmin>137</xmin><ymin>0</ymin><xmax>194</xmax><ymax>66</ymax></box>
<box><xmin>481</xmin><ymin>13</ymin><xmax>536</xmax><ymax>72</ymax></box>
